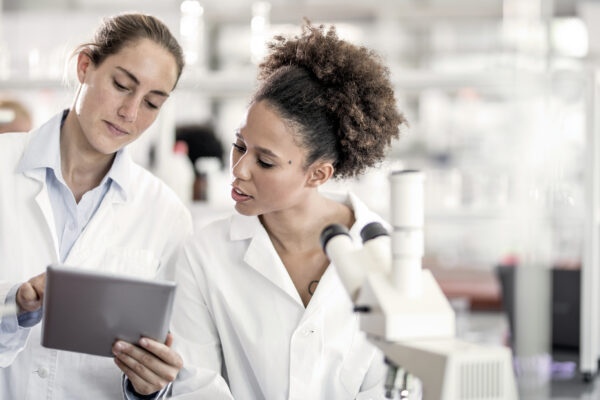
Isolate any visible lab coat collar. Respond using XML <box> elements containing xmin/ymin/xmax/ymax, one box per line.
<box><xmin>229</xmin><ymin>213</ymin><xmax>262</xmax><ymax>241</ymax></box>
<box><xmin>228</xmin><ymin>192</ymin><xmax>385</xmax><ymax>308</ymax></box>
<box><xmin>243</xmin><ymin>220</ymin><xmax>304</xmax><ymax>305</ymax></box>
<box><xmin>106</xmin><ymin>148</ymin><xmax>131</xmax><ymax>203</ymax></box>
<box><xmin>17</xmin><ymin>111</ymin><xmax>62</xmax><ymax>181</ymax></box>
<box><xmin>228</xmin><ymin>213</ymin><xmax>300</xmax><ymax>303</ymax></box>
<box><xmin>16</xmin><ymin>110</ymin><xmax>131</xmax><ymax>203</ymax></box>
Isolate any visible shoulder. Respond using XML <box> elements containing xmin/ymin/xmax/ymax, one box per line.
<box><xmin>129</xmin><ymin>163</ymin><xmax>181</xmax><ymax>205</ymax></box>
<box><xmin>348</xmin><ymin>192</ymin><xmax>388</xmax><ymax>226</ymax></box>
<box><xmin>179</xmin><ymin>215</ymin><xmax>236</xmax><ymax>279</ymax></box>
<box><xmin>192</xmin><ymin>215</ymin><xmax>234</xmax><ymax>246</ymax></box>
<box><xmin>126</xmin><ymin>162</ymin><xmax>192</xmax><ymax>226</ymax></box>
<box><xmin>325</xmin><ymin>191</ymin><xmax>388</xmax><ymax>228</ymax></box>
<box><xmin>182</xmin><ymin>213</ymin><xmax>255</xmax><ymax>267</ymax></box>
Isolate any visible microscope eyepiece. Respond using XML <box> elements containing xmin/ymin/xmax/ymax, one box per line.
<box><xmin>360</xmin><ymin>222</ymin><xmax>389</xmax><ymax>243</ymax></box>
<box><xmin>319</xmin><ymin>224</ymin><xmax>350</xmax><ymax>251</ymax></box>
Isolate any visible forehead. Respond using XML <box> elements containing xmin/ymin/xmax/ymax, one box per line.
<box><xmin>100</xmin><ymin>38</ymin><xmax>178</xmax><ymax>93</ymax></box>
<box><xmin>240</xmin><ymin>101</ymin><xmax>300</xmax><ymax>149</ymax></box>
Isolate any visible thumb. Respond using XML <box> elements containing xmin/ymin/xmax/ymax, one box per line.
<box><xmin>16</xmin><ymin>282</ymin><xmax>42</xmax><ymax>313</ymax></box>
<box><xmin>165</xmin><ymin>332</ymin><xmax>174</xmax><ymax>347</ymax></box>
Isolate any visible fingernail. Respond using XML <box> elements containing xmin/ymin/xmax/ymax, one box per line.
<box><xmin>140</xmin><ymin>338</ymin><xmax>148</xmax><ymax>347</ymax></box>
<box><xmin>115</xmin><ymin>342</ymin><xmax>124</xmax><ymax>351</ymax></box>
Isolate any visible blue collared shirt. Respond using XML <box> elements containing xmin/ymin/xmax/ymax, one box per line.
<box><xmin>17</xmin><ymin>110</ymin><xmax>130</xmax><ymax>263</ymax></box>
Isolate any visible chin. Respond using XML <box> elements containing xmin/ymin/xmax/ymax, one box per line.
<box><xmin>94</xmin><ymin>137</ymin><xmax>127</xmax><ymax>155</ymax></box>
<box><xmin>234</xmin><ymin>203</ymin><xmax>260</xmax><ymax>216</ymax></box>
<box><xmin>95</xmin><ymin>145</ymin><xmax>121</xmax><ymax>156</ymax></box>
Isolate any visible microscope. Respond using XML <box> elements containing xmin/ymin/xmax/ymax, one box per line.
<box><xmin>320</xmin><ymin>170</ymin><xmax>518</xmax><ymax>400</ymax></box>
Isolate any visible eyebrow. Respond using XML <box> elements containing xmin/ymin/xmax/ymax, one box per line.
<box><xmin>235</xmin><ymin>132</ymin><xmax>279</xmax><ymax>159</ymax></box>
<box><xmin>116</xmin><ymin>66</ymin><xmax>170</xmax><ymax>97</ymax></box>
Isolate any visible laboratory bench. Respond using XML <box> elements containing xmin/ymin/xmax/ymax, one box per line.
<box><xmin>519</xmin><ymin>352</ymin><xmax>600</xmax><ymax>400</ymax></box>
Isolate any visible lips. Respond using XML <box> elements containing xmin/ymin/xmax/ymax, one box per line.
<box><xmin>104</xmin><ymin>121</ymin><xmax>129</xmax><ymax>136</ymax></box>
<box><xmin>231</xmin><ymin>186</ymin><xmax>252</xmax><ymax>202</ymax></box>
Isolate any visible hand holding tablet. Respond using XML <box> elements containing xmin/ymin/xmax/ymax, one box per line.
<box><xmin>41</xmin><ymin>265</ymin><xmax>176</xmax><ymax>358</ymax></box>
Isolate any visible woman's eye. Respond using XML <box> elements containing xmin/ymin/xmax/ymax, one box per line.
<box><xmin>113</xmin><ymin>80</ymin><xmax>128</xmax><ymax>91</ymax></box>
<box><xmin>232</xmin><ymin>142</ymin><xmax>246</xmax><ymax>153</ymax></box>
<box><xmin>257</xmin><ymin>159</ymin><xmax>274</xmax><ymax>168</ymax></box>
<box><xmin>145</xmin><ymin>100</ymin><xmax>158</xmax><ymax>109</ymax></box>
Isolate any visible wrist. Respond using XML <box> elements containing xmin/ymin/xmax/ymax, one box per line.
<box><xmin>126</xmin><ymin>379</ymin><xmax>160</xmax><ymax>399</ymax></box>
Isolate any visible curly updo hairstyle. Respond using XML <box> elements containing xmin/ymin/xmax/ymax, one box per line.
<box><xmin>253</xmin><ymin>23</ymin><xmax>406</xmax><ymax>179</ymax></box>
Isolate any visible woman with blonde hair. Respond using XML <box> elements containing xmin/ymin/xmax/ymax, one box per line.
<box><xmin>0</xmin><ymin>13</ymin><xmax>195</xmax><ymax>399</ymax></box>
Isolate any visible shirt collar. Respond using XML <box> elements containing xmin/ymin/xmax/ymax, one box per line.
<box><xmin>17</xmin><ymin>110</ymin><xmax>132</xmax><ymax>201</ymax></box>
<box><xmin>17</xmin><ymin>111</ymin><xmax>63</xmax><ymax>176</ymax></box>
<box><xmin>106</xmin><ymin>148</ymin><xmax>131</xmax><ymax>202</ymax></box>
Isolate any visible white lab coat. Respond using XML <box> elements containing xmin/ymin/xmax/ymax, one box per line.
<box><xmin>170</xmin><ymin>192</ymin><xmax>387</xmax><ymax>400</ymax></box>
<box><xmin>0</xmin><ymin>113</ymin><xmax>193</xmax><ymax>400</ymax></box>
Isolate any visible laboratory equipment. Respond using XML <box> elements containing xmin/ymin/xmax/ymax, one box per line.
<box><xmin>320</xmin><ymin>170</ymin><xmax>518</xmax><ymax>399</ymax></box>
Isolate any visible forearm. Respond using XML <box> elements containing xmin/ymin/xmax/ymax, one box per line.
<box><xmin>0</xmin><ymin>283</ymin><xmax>35</xmax><ymax>367</ymax></box>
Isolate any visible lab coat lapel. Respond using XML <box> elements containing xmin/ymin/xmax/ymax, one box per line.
<box><xmin>232</xmin><ymin>215</ymin><xmax>304</xmax><ymax>306</ymax></box>
<box><xmin>24</xmin><ymin>169</ymin><xmax>60</xmax><ymax>259</ymax></box>
<box><xmin>302</xmin><ymin>262</ymin><xmax>339</xmax><ymax>319</ymax></box>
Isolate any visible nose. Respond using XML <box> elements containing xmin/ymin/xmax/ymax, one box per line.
<box><xmin>230</xmin><ymin>147</ymin><xmax>250</xmax><ymax>181</ymax></box>
<box><xmin>118</xmin><ymin>97</ymin><xmax>139</xmax><ymax>123</ymax></box>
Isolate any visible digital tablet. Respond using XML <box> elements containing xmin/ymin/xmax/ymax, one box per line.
<box><xmin>41</xmin><ymin>264</ymin><xmax>176</xmax><ymax>357</ymax></box>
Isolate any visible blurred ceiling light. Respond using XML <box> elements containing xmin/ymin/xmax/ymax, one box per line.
<box><xmin>251</xmin><ymin>1</ymin><xmax>271</xmax><ymax>64</ymax></box>
<box><xmin>551</xmin><ymin>18</ymin><xmax>588</xmax><ymax>58</ymax></box>
<box><xmin>502</xmin><ymin>0</ymin><xmax>546</xmax><ymax>51</ymax></box>
<box><xmin>180</xmin><ymin>0</ymin><xmax>205</xmax><ymax>67</ymax></box>
<box><xmin>502</xmin><ymin>0</ymin><xmax>549</xmax><ymax>71</ymax></box>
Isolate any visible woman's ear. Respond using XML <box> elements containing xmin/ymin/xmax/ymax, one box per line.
<box><xmin>76</xmin><ymin>51</ymin><xmax>93</xmax><ymax>84</ymax></box>
<box><xmin>306</xmin><ymin>161</ymin><xmax>334</xmax><ymax>188</ymax></box>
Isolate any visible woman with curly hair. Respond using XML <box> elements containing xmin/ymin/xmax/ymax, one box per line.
<box><xmin>170</xmin><ymin>23</ymin><xmax>406</xmax><ymax>399</ymax></box>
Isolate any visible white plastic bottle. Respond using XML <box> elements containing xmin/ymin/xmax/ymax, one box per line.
<box><xmin>156</xmin><ymin>141</ymin><xmax>195</xmax><ymax>204</ymax></box>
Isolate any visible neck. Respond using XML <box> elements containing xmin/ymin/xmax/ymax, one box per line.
<box><xmin>260</xmin><ymin>192</ymin><xmax>354</xmax><ymax>253</ymax></box>
<box><xmin>60</xmin><ymin>109</ymin><xmax>115</xmax><ymax>202</ymax></box>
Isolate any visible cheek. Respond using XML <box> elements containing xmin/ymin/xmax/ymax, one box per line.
<box><xmin>259</xmin><ymin>172</ymin><xmax>303</xmax><ymax>201</ymax></box>
<box><xmin>137</xmin><ymin>110</ymin><xmax>157</xmax><ymax>130</ymax></box>
<box><xmin>78</xmin><ymin>85</ymin><xmax>110</xmax><ymax>116</ymax></box>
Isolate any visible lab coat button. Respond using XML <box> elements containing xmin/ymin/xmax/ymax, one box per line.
<box><xmin>302</xmin><ymin>328</ymin><xmax>316</xmax><ymax>336</ymax></box>
<box><xmin>37</xmin><ymin>367</ymin><xmax>49</xmax><ymax>378</ymax></box>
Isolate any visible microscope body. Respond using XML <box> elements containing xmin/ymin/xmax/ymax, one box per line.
<box><xmin>321</xmin><ymin>171</ymin><xmax>518</xmax><ymax>400</ymax></box>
